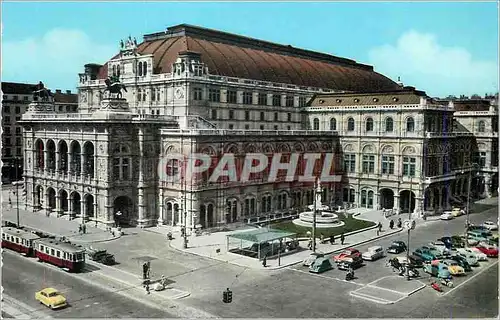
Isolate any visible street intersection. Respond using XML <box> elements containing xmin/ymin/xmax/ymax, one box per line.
<box><xmin>2</xmin><ymin>190</ymin><xmax>498</xmax><ymax>318</ymax></box>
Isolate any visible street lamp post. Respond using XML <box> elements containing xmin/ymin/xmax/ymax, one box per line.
<box><xmin>464</xmin><ymin>163</ymin><xmax>478</xmax><ymax>247</ymax></box>
<box><xmin>311</xmin><ymin>180</ymin><xmax>319</xmax><ymax>253</ymax></box>
<box><xmin>406</xmin><ymin>176</ymin><xmax>413</xmax><ymax>281</ymax></box>
<box><xmin>14</xmin><ymin>157</ymin><xmax>21</xmax><ymax>228</ymax></box>
<box><xmin>183</xmin><ymin>210</ymin><xmax>188</xmax><ymax>249</ymax></box>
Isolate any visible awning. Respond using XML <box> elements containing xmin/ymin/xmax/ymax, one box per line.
<box><xmin>226</xmin><ymin>228</ymin><xmax>296</xmax><ymax>244</ymax></box>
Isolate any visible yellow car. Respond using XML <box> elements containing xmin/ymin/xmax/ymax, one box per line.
<box><xmin>451</xmin><ymin>208</ymin><xmax>465</xmax><ymax>217</ymax></box>
<box><xmin>442</xmin><ymin>260</ymin><xmax>465</xmax><ymax>276</ymax></box>
<box><xmin>35</xmin><ymin>288</ymin><xmax>67</xmax><ymax>309</ymax></box>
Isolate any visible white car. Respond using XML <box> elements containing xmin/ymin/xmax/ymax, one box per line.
<box><xmin>482</xmin><ymin>221</ymin><xmax>498</xmax><ymax>231</ymax></box>
<box><xmin>455</xmin><ymin>251</ymin><xmax>479</xmax><ymax>266</ymax></box>
<box><xmin>362</xmin><ymin>246</ymin><xmax>385</xmax><ymax>261</ymax></box>
<box><xmin>430</xmin><ymin>241</ymin><xmax>453</xmax><ymax>255</ymax></box>
<box><xmin>440</xmin><ymin>212</ymin><xmax>454</xmax><ymax>220</ymax></box>
<box><xmin>303</xmin><ymin>253</ymin><xmax>324</xmax><ymax>266</ymax></box>
<box><xmin>457</xmin><ymin>248</ymin><xmax>487</xmax><ymax>261</ymax></box>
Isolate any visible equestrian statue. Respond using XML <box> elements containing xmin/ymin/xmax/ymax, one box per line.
<box><xmin>32</xmin><ymin>81</ymin><xmax>54</xmax><ymax>102</ymax></box>
<box><xmin>103</xmin><ymin>76</ymin><xmax>127</xmax><ymax>99</ymax></box>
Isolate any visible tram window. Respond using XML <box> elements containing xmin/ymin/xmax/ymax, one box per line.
<box><xmin>21</xmin><ymin>239</ymin><xmax>25</xmax><ymax>245</ymax></box>
<box><xmin>15</xmin><ymin>237</ymin><xmax>19</xmax><ymax>244</ymax></box>
<box><xmin>68</xmin><ymin>254</ymin><xmax>72</xmax><ymax>261</ymax></box>
<box><xmin>40</xmin><ymin>245</ymin><xmax>44</xmax><ymax>251</ymax></box>
<box><xmin>1</xmin><ymin>233</ymin><xmax>5</xmax><ymax>239</ymax></box>
<box><xmin>56</xmin><ymin>251</ymin><xmax>60</xmax><ymax>258</ymax></box>
<box><xmin>51</xmin><ymin>249</ymin><xmax>55</xmax><ymax>256</ymax></box>
<box><xmin>46</xmin><ymin>247</ymin><xmax>50</xmax><ymax>254</ymax></box>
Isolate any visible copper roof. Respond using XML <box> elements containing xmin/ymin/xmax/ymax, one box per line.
<box><xmin>53</xmin><ymin>92</ymin><xmax>78</xmax><ymax>104</ymax></box>
<box><xmin>99</xmin><ymin>24</ymin><xmax>401</xmax><ymax>92</ymax></box>
<box><xmin>1</xmin><ymin>82</ymin><xmax>38</xmax><ymax>94</ymax></box>
<box><xmin>452</xmin><ymin>99</ymin><xmax>491</xmax><ymax>112</ymax></box>
<box><xmin>309</xmin><ymin>88</ymin><xmax>426</xmax><ymax>107</ymax></box>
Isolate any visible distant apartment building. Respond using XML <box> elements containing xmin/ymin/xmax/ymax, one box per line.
<box><xmin>1</xmin><ymin>82</ymin><xmax>77</xmax><ymax>182</ymax></box>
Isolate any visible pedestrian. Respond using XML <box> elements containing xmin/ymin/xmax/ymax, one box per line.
<box><xmin>389</xmin><ymin>219</ymin><xmax>394</xmax><ymax>229</ymax></box>
<box><xmin>307</xmin><ymin>240</ymin><xmax>312</xmax><ymax>250</ymax></box>
<box><xmin>329</xmin><ymin>235</ymin><xmax>335</xmax><ymax>244</ymax></box>
<box><xmin>78</xmin><ymin>225</ymin><xmax>82</xmax><ymax>234</ymax></box>
<box><xmin>262</xmin><ymin>254</ymin><xmax>267</xmax><ymax>267</ymax></box>
<box><xmin>8</xmin><ymin>197</ymin><xmax>12</xmax><ymax>207</ymax></box>
<box><xmin>82</xmin><ymin>224</ymin><xmax>87</xmax><ymax>234</ymax></box>
<box><xmin>340</xmin><ymin>233</ymin><xmax>345</xmax><ymax>245</ymax></box>
<box><xmin>377</xmin><ymin>222</ymin><xmax>382</xmax><ymax>236</ymax></box>
<box><xmin>95</xmin><ymin>220</ymin><xmax>98</xmax><ymax>228</ymax></box>
<box><xmin>320</xmin><ymin>234</ymin><xmax>324</xmax><ymax>244</ymax></box>
<box><xmin>397</xmin><ymin>218</ymin><xmax>402</xmax><ymax>229</ymax></box>
<box><xmin>145</xmin><ymin>281</ymin><xmax>150</xmax><ymax>294</ymax></box>
<box><xmin>143</xmin><ymin>262</ymin><xmax>149</xmax><ymax>280</ymax></box>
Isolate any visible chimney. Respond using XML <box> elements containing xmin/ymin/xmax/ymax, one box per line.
<box><xmin>66</xmin><ymin>90</ymin><xmax>71</xmax><ymax>94</ymax></box>
<box><xmin>56</xmin><ymin>89</ymin><xmax>62</xmax><ymax>94</ymax></box>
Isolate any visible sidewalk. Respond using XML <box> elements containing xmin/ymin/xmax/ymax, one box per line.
<box><xmin>1</xmin><ymin>206</ymin><xmax>120</xmax><ymax>244</ymax></box>
<box><xmin>166</xmin><ymin>208</ymin><xmax>405</xmax><ymax>270</ymax></box>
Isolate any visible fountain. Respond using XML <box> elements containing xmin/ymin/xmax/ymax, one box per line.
<box><xmin>292</xmin><ymin>181</ymin><xmax>344</xmax><ymax>228</ymax></box>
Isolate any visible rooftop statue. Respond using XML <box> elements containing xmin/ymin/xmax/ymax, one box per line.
<box><xmin>32</xmin><ymin>81</ymin><xmax>53</xmax><ymax>102</ymax></box>
<box><xmin>103</xmin><ymin>76</ymin><xmax>127</xmax><ymax>99</ymax></box>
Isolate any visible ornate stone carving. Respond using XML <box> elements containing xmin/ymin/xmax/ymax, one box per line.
<box><xmin>344</xmin><ymin>144</ymin><xmax>353</xmax><ymax>152</ymax></box>
<box><xmin>27</xmin><ymin>102</ymin><xmax>55</xmax><ymax>112</ymax></box>
<box><xmin>383</xmin><ymin>145</ymin><xmax>394</xmax><ymax>153</ymax></box>
<box><xmin>80</xmin><ymin>91</ymin><xmax>87</xmax><ymax>103</ymax></box>
<box><xmin>99</xmin><ymin>144</ymin><xmax>105</xmax><ymax>153</ymax></box>
<box><xmin>362</xmin><ymin>145</ymin><xmax>374</xmax><ymax>153</ymax></box>
<box><xmin>174</xmin><ymin>88</ymin><xmax>185</xmax><ymax>99</ymax></box>
<box><xmin>99</xmin><ymin>98</ymin><xmax>130</xmax><ymax>111</ymax></box>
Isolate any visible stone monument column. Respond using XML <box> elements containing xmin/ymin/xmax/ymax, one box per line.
<box><xmin>137</xmin><ymin>126</ymin><xmax>147</xmax><ymax>227</ymax></box>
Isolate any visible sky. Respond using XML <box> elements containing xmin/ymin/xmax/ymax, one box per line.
<box><xmin>1</xmin><ymin>1</ymin><xmax>498</xmax><ymax>97</ymax></box>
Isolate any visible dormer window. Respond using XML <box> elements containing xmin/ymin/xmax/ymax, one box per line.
<box><xmin>373</xmin><ymin>98</ymin><xmax>379</xmax><ymax>102</ymax></box>
<box><xmin>336</xmin><ymin>99</ymin><xmax>342</xmax><ymax>103</ymax></box>
<box><xmin>319</xmin><ymin>99</ymin><xmax>325</xmax><ymax>104</ymax></box>
<box><xmin>393</xmin><ymin>97</ymin><xmax>399</xmax><ymax>102</ymax></box>
<box><xmin>354</xmin><ymin>98</ymin><xmax>359</xmax><ymax>103</ymax></box>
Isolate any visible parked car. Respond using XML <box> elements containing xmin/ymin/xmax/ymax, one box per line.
<box><xmin>438</xmin><ymin>236</ymin><xmax>465</xmax><ymax>249</ymax></box>
<box><xmin>395</xmin><ymin>254</ymin><xmax>424</xmax><ymax>268</ymax></box>
<box><xmin>414</xmin><ymin>247</ymin><xmax>443</xmax><ymax>261</ymax></box>
<box><xmin>423</xmin><ymin>261</ymin><xmax>451</xmax><ymax>279</ymax></box>
<box><xmin>454</xmin><ymin>250</ymin><xmax>479</xmax><ymax>266</ymax></box>
<box><xmin>86</xmin><ymin>247</ymin><xmax>116</xmax><ymax>265</ymax></box>
<box><xmin>387</xmin><ymin>241</ymin><xmax>407</xmax><ymax>254</ymax></box>
<box><xmin>303</xmin><ymin>252</ymin><xmax>325</xmax><ymax>267</ymax></box>
<box><xmin>475</xmin><ymin>244</ymin><xmax>499</xmax><ymax>257</ymax></box>
<box><xmin>440</xmin><ymin>212</ymin><xmax>454</xmax><ymax>220</ymax></box>
<box><xmin>422</xmin><ymin>244</ymin><xmax>448</xmax><ymax>256</ymax></box>
<box><xmin>35</xmin><ymin>288</ymin><xmax>67</xmax><ymax>309</ymax></box>
<box><xmin>430</xmin><ymin>241</ymin><xmax>453</xmax><ymax>255</ymax></box>
<box><xmin>450</xmin><ymin>255</ymin><xmax>473</xmax><ymax>271</ymax></box>
<box><xmin>482</xmin><ymin>221</ymin><xmax>498</xmax><ymax>231</ymax></box>
<box><xmin>308</xmin><ymin>257</ymin><xmax>330</xmax><ymax>273</ymax></box>
<box><xmin>469</xmin><ymin>225</ymin><xmax>492</xmax><ymax>232</ymax></box>
<box><xmin>362</xmin><ymin>246</ymin><xmax>385</xmax><ymax>261</ymax></box>
<box><xmin>468</xmin><ymin>231</ymin><xmax>490</xmax><ymax>243</ymax></box>
<box><xmin>440</xmin><ymin>259</ymin><xmax>465</xmax><ymax>276</ymax></box>
<box><xmin>309</xmin><ymin>256</ymin><xmax>334</xmax><ymax>273</ymax></box>
<box><xmin>337</xmin><ymin>256</ymin><xmax>363</xmax><ymax>270</ymax></box>
<box><xmin>451</xmin><ymin>208</ymin><xmax>465</xmax><ymax>217</ymax></box>
<box><xmin>333</xmin><ymin>248</ymin><xmax>361</xmax><ymax>262</ymax></box>
<box><xmin>457</xmin><ymin>247</ymin><xmax>488</xmax><ymax>261</ymax></box>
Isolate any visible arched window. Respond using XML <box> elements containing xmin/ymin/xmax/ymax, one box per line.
<box><xmin>112</xmin><ymin>65</ymin><xmax>116</xmax><ymax>77</ymax></box>
<box><xmin>406</xmin><ymin>117</ymin><xmax>415</xmax><ymax>132</ymax></box>
<box><xmin>117</xmin><ymin>66</ymin><xmax>120</xmax><ymax>78</ymax></box>
<box><xmin>366</xmin><ymin>118</ymin><xmax>374</xmax><ymax>132</ymax></box>
<box><xmin>478</xmin><ymin>121</ymin><xmax>486</xmax><ymax>132</ymax></box>
<box><xmin>330</xmin><ymin>118</ymin><xmax>337</xmax><ymax>131</ymax></box>
<box><xmin>142</xmin><ymin>62</ymin><xmax>147</xmax><ymax>76</ymax></box>
<box><xmin>151</xmin><ymin>88</ymin><xmax>156</xmax><ymax>101</ymax></box>
<box><xmin>313</xmin><ymin>118</ymin><xmax>320</xmax><ymax>130</ymax></box>
<box><xmin>138</xmin><ymin>62</ymin><xmax>143</xmax><ymax>77</ymax></box>
<box><xmin>347</xmin><ymin>117</ymin><xmax>355</xmax><ymax>131</ymax></box>
<box><xmin>385</xmin><ymin>117</ymin><xmax>394</xmax><ymax>132</ymax></box>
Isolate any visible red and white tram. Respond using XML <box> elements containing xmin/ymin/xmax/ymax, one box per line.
<box><xmin>34</xmin><ymin>239</ymin><xmax>86</xmax><ymax>272</ymax></box>
<box><xmin>1</xmin><ymin>227</ymin><xmax>41</xmax><ymax>256</ymax></box>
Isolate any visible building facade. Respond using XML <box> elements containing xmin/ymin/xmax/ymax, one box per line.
<box><xmin>306</xmin><ymin>89</ymin><xmax>479</xmax><ymax>216</ymax></box>
<box><xmin>19</xmin><ymin>24</ymin><xmax>498</xmax><ymax>229</ymax></box>
<box><xmin>1</xmin><ymin>82</ymin><xmax>77</xmax><ymax>182</ymax></box>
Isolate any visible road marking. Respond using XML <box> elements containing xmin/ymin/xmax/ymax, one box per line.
<box><xmin>349</xmin><ymin>291</ymin><xmax>394</xmax><ymax>305</ymax></box>
<box><xmin>2</xmin><ymin>294</ymin><xmax>52</xmax><ymax>319</ymax></box>
<box><xmin>441</xmin><ymin>260</ymin><xmax>498</xmax><ymax>297</ymax></box>
<box><xmin>287</xmin><ymin>267</ymin><xmax>365</xmax><ymax>286</ymax></box>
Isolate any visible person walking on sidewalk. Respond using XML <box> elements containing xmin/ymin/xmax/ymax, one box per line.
<box><xmin>397</xmin><ymin>218</ymin><xmax>402</xmax><ymax>229</ymax></box>
<box><xmin>82</xmin><ymin>224</ymin><xmax>87</xmax><ymax>234</ymax></box>
<box><xmin>329</xmin><ymin>235</ymin><xmax>335</xmax><ymax>244</ymax></box>
<box><xmin>389</xmin><ymin>219</ymin><xmax>394</xmax><ymax>229</ymax></box>
<box><xmin>340</xmin><ymin>233</ymin><xmax>345</xmax><ymax>245</ymax></box>
<box><xmin>78</xmin><ymin>225</ymin><xmax>82</xmax><ymax>234</ymax></box>
<box><xmin>377</xmin><ymin>222</ymin><xmax>382</xmax><ymax>236</ymax></box>
<box><xmin>262</xmin><ymin>254</ymin><xmax>267</xmax><ymax>267</ymax></box>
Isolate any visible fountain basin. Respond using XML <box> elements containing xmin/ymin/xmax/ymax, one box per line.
<box><xmin>292</xmin><ymin>210</ymin><xmax>345</xmax><ymax>228</ymax></box>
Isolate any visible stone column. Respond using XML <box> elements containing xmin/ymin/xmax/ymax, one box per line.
<box><xmin>67</xmin><ymin>196</ymin><xmax>73</xmax><ymax>218</ymax></box>
<box><xmin>93</xmin><ymin>154</ymin><xmax>98</xmax><ymax>180</ymax></box>
<box><xmin>55</xmin><ymin>151</ymin><xmax>60</xmax><ymax>172</ymax></box>
<box><xmin>42</xmin><ymin>187</ymin><xmax>48</xmax><ymax>211</ymax></box>
<box><xmin>393</xmin><ymin>195</ymin><xmax>400</xmax><ymax>214</ymax></box>
<box><xmin>44</xmin><ymin>150</ymin><xmax>49</xmax><ymax>171</ymax></box>
<box><xmin>437</xmin><ymin>188</ymin><xmax>443</xmax><ymax>210</ymax></box>
<box><xmin>137</xmin><ymin>127</ymin><xmax>147</xmax><ymax>227</ymax></box>
<box><xmin>68</xmin><ymin>151</ymin><xmax>73</xmax><ymax>174</ymax></box>
<box><xmin>157</xmin><ymin>189</ymin><xmax>164</xmax><ymax>225</ymax></box>
<box><xmin>484</xmin><ymin>174</ymin><xmax>492</xmax><ymax>198</ymax></box>
<box><xmin>80</xmin><ymin>152</ymin><xmax>85</xmax><ymax>176</ymax></box>
<box><xmin>80</xmin><ymin>199</ymin><xmax>85</xmax><ymax>221</ymax></box>
<box><xmin>428</xmin><ymin>190</ymin><xmax>435</xmax><ymax>212</ymax></box>
<box><xmin>94</xmin><ymin>196</ymin><xmax>98</xmax><ymax>221</ymax></box>
<box><xmin>55</xmin><ymin>195</ymin><xmax>62</xmax><ymax>217</ymax></box>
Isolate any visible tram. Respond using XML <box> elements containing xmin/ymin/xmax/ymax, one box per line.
<box><xmin>34</xmin><ymin>238</ymin><xmax>86</xmax><ymax>272</ymax></box>
<box><xmin>1</xmin><ymin>227</ymin><xmax>41</xmax><ymax>256</ymax></box>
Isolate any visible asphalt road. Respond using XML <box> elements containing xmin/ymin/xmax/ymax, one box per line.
<box><xmin>2</xmin><ymin>252</ymin><xmax>176</xmax><ymax>318</ymax></box>
<box><xmin>181</xmin><ymin>207</ymin><xmax>499</xmax><ymax>318</ymax></box>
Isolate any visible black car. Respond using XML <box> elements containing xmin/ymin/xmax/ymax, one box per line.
<box><xmin>406</xmin><ymin>254</ymin><xmax>424</xmax><ymax>268</ymax></box>
<box><xmin>450</xmin><ymin>255</ymin><xmax>472</xmax><ymax>272</ymax></box>
<box><xmin>387</xmin><ymin>241</ymin><xmax>407</xmax><ymax>254</ymax></box>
